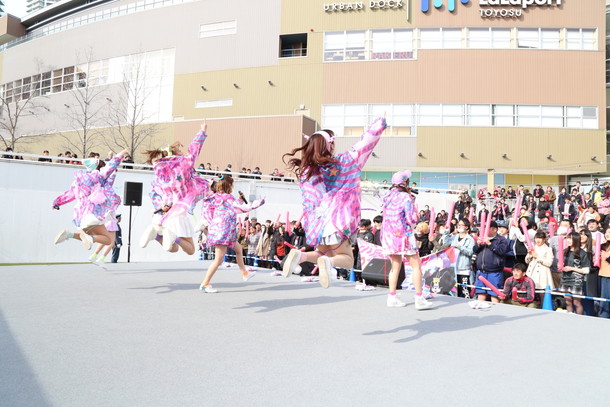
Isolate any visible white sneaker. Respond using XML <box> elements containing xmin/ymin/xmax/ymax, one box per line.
<box><xmin>282</xmin><ymin>249</ymin><xmax>301</xmax><ymax>278</ymax></box>
<box><xmin>80</xmin><ymin>233</ymin><xmax>93</xmax><ymax>250</ymax></box>
<box><xmin>199</xmin><ymin>284</ymin><xmax>218</xmax><ymax>293</ymax></box>
<box><xmin>317</xmin><ymin>256</ymin><xmax>332</xmax><ymax>289</ymax></box>
<box><xmin>162</xmin><ymin>228</ymin><xmax>177</xmax><ymax>251</ymax></box>
<box><xmin>387</xmin><ymin>295</ymin><xmax>407</xmax><ymax>308</ymax></box>
<box><xmin>54</xmin><ymin>229</ymin><xmax>69</xmax><ymax>244</ymax></box>
<box><xmin>414</xmin><ymin>295</ymin><xmax>434</xmax><ymax>310</ymax></box>
<box><xmin>242</xmin><ymin>271</ymin><xmax>256</xmax><ymax>282</ymax></box>
<box><xmin>88</xmin><ymin>254</ymin><xmax>98</xmax><ymax>262</ymax></box>
<box><xmin>139</xmin><ymin>224</ymin><xmax>158</xmax><ymax>248</ymax></box>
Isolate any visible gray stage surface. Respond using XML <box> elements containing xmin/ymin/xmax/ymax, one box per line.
<box><xmin>1</xmin><ymin>261</ymin><xmax>609</xmax><ymax>407</ymax></box>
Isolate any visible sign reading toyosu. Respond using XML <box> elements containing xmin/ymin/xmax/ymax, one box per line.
<box><xmin>479</xmin><ymin>0</ymin><xmax>562</xmax><ymax>18</ymax></box>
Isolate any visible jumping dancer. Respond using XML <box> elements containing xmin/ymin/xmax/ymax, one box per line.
<box><xmin>282</xmin><ymin>116</ymin><xmax>387</xmax><ymax>288</ymax></box>
<box><xmin>89</xmin><ymin>170</ymin><xmax>121</xmax><ymax>265</ymax></box>
<box><xmin>140</xmin><ymin>122</ymin><xmax>210</xmax><ymax>254</ymax></box>
<box><xmin>53</xmin><ymin>149</ymin><xmax>128</xmax><ymax>250</ymax></box>
<box><xmin>199</xmin><ymin>175</ymin><xmax>265</xmax><ymax>293</ymax></box>
<box><xmin>379</xmin><ymin>171</ymin><xmax>433</xmax><ymax>309</ymax></box>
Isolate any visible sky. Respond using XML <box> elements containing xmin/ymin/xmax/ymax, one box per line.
<box><xmin>4</xmin><ymin>0</ymin><xmax>29</xmax><ymax>18</ymax></box>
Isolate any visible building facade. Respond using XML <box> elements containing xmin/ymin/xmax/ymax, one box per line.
<box><xmin>0</xmin><ymin>0</ymin><xmax>606</xmax><ymax>190</ymax></box>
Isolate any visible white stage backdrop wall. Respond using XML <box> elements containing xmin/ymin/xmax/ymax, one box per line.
<box><xmin>1</xmin><ymin>159</ymin><xmax>441</xmax><ymax>264</ymax></box>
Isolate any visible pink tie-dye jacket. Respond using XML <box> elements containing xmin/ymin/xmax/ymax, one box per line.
<box><xmin>53</xmin><ymin>153</ymin><xmax>125</xmax><ymax>226</ymax></box>
<box><xmin>380</xmin><ymin>188</ymin><xmax>419</xmax><ymax>255</ymax></box>
<box><xmin>299</xmin><ymin>117</ymin><xmax>386</xmax><ymax>247</ymax></box>
<box><xmin>201</xmin><ymin>193</ymin><xmax>264</xmax><ymax>247</ymax></box>
<box><xmin>150</xmin><ymin>130</ymin><xmax>209</xmax><ymax>214</ymax></box>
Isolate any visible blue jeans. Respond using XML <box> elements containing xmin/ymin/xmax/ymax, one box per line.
<box><xmin>599</xmin><ymin>276</ymin><xmax>610</xmax><ymax>319</ymax></box>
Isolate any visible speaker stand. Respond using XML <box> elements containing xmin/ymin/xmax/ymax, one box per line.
<box><xmin>127</xmin><ymin>205</ymin><xmax>133</xmax><ymax>263</ymax></box>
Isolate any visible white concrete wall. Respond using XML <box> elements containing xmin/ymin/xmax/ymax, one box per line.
<box><xmin>0</xmin><ymin>158</ymin><xmax>307</xmax><ymax>263</ymax></box>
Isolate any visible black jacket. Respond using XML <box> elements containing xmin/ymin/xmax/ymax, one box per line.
<box><xmin>475</xmin><ymin>235</ymin><xmax>508</xmax><ymax>273</ymax></box>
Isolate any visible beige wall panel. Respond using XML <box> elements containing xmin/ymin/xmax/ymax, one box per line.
<box><xmin>322</xmin><ymin>50</ymin><xmax>605</xmax><ymax>128</ymax></box>
<box><xmin>172</xmin><ymin>116</ymin><xmax>311</xmax><ymax>174</ymax></box>
<box><xmin>416</xmin><ymin>127</ymin><xmax>606</xmax><ymax>175</ymax></box>
<box><xmin>505</xmin><ymin>174</ymin><xmax>559</xmax><ymax>187</ymax></box>
<box><xmin>335</xmin><ymin>136</ymin><xmax>417</xmax><ymax>170</ymax></box>
<box><xmin>416</xmin><ymin>0</ymin><xmax>604</xmax><ymax>28</ymax></box>
<box><xmin>281</xmin><ymin>0</ymin><xmax>414</xmax><ymax>33</ymax></box>
<box><xmin>173</xmin><ymin>63</ymin><xmax>324</xmax><ymax>122</ymax></box>
<box><xmin>281</xmin><ymin>0</ymin><xmax>603</xmax><ymax>31</ymax></box>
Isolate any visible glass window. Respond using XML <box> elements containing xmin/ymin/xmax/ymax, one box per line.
<box><xmin>541</xmin><ymin>29</ymin><xmax>560</xmax><ymax>49</ymax></box>
<box><xmin>517</xmin><ymin>105</ymin><xmax>540</xmax><ymax>127</ymax></box>
<box><xmin>517</xmin><ymin>28</ymin><xmax>540</xmax><ymax>49</ymax></box>
<box><xmin>418</xmin><ymin>104</ymin><xmax>441</xmax><ymax>125</ymax></box>
<box><xmin>583</xmin><ymin>106</ymin><xmax>598</xmax><ymax>129</ymax></box>
<box><xmin>582</xmin><ymin>29</ymin><xmax>596</xmax><ymax>50</ymax></box>
<box><xmin>469</xmin><ymin>28</ymin><xmax>490</xmax><ymax>49</ymax></box>
<box><xmin>324</xmin><ymin>31</ymin><xmax>346</xmax><ymax>61</ymax></box>
<box><xmin>394</xmin><ymin>29</ymin><xmax>413</xmax><ymax>59</ymax></box>
<box><xmin>420</xmin><ymin>28</ymin><xmax>441</xmax><ymax>49</ymax></box>
<box><xmin>541</xmin><ymin>105</ymin><xmax>563</xmax><ymax>128</ymax></box>
<box><xmin>566</xmin><ymin>29</ymin><xmax>581</xmax><ymax>50</ymax></box>
<box><xmin>371</xmin><ymin>30</ymin><xmax>393</xmax><ymax>60</ymax></box>
<box><xmin>442</xmin><ymin>104</ymin><xmax>463</xmax><ymax>126</ymax></box>
<box><xmin>345</xmin><ymin>31</ymin><xmax>366</xmax><ymax>61</ymax></box>
<box><xmin>467</xmin><ymin>104</ymin><xmax>492</xmax><ymax>126</ymax></box>
<box><xmin>199</xmin><ymin>20</ymin><xmax>237</xmax><ymax>39</ymax></box>
<box><xmin>493</xmin><ymin>104</ymin><xmax>514</xmax><ymax>126</ymax></box>
<box><xmin>393</xmin><ymin>104</ymin><xmax>414</xmax><ymax>126</ymax></box>
<box><xmin>442</xmin><ymin>28</ymin><xmax>462</xmax><ymax>49</ymax></box>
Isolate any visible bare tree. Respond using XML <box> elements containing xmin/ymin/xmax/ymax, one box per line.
<box><xmin>105</xmin><ymin>53</ymin><xmax>160</xmax><ymax>158</ymax></box>
<box><xmin>59</xmin><ymin>49</ymin><xmax>110</xmax><ymax>157</ymax></box>
<box><xmin>0</xmin><ymin>60</ymin><xmax>50</xmax><ymax>151</ymax></box>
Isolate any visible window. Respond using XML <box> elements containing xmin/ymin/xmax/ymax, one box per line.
<box><xmin>442</xmin><ymin>28</ymin><xmax>462</xmax><ymax>49</ymax></box>
<box><xmin>467</xmin><ymin>105</ymin><xmax>491</xmax><ymax>126</ymax></box>
<box><xmin>324</xmin><ymin>32</ymin><xmax>346</xmax><ymax>62</ymax></box>
<box><xmin>442</xmin><ymin>104</ymin><xmax>463</xmax><ymax>126</ymax></box>
<box><xmin>418</xmin><ymin>104</ymin><xmax>441</xmax><ymax>126</ymax></box>
<box><xmin>541</xmin><ymin>29</ymin><xmax>560</xmax><ymax>49</ymax></box>
<box><xmin>517</xmin><ymin>28</ymin><xmax>540</xmax><ymax>49</ymax></box>
<box><xmin>279</xmin><ymin>33</ymin><xmax>307</xmax><ymax>58</ymax></box>
<box><xmin>195</xmin><ymin>99</ymin><xmax>233</xmax><ymax>109</ymax></box>
<box><xmin>469</xmin><ymin>28</ymin><xmax>490</xmax><ymax>49</ymax></box>
<box><xmin>541</xmin><ymin>105</ymin><xmax>563</xmax><ymax>128</ymax></box>
<box><xmin>420</xmin><ymin>28</ymin><xmax>441</xmax><ymax>49</ymax></box>
<box><xmin>345</xmin><ymin>31</ymin><xmax>366</xmax><ymax>61</ymax></box>
<box><xmin>199</xmin><ymin>20</ymin><xmax>237</xmax><ymax>39</ymax></box>
<box><xmin>492</xmin><ymin>105</ymin><xmax>515</xmax><ymax>127</ymax></box>
<box><xmin>371</xmin><ymin>29</ymin><xmax>414</xmax><ymax>60</ymax></box>
<box><xmin>517</xmin><ymin>105</ymin><xmax>540</xmax><ymax>127</ymax></box>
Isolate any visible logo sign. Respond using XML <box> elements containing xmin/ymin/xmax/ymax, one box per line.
<box><xmin>323</xmin><ymin>1</ymin><xmax>405</xmax><ymax>12</ymax></box>
<box><xmin>421</xmin><ymin>0</ymin><xmax>470</xmax><ymax>13</ymax></box>
<box><xmin>479</xmin><ymin>0</ymin><xmax>562</xmax><ymax>18</ymax></box>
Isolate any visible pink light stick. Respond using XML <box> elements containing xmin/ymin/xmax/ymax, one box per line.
<box><xmin>548</xmin><ymin>222</ymin><xmax>555</xmax><ymax>238</ymax></box>
<box><xmin>594</xmin><ymin>232</ymin><xmax>602</xmax><ymax>267</ymax></box>
<box><xmin>512</xmin><ymin>195</ymin><xmax>522</xmax><ymax>224</ymax></box>
<box><xmin>521</xmin><ymin>219</ymin><xmax>534</xmax><ymax>251</ymax></box>
<box><xmin>479</xmin><ymin>211</ymin><xmax>487</xmax><ymax>240</ymax></box>
<box><xmin>445</xmin><ymin>201</ymin><xmax>455</xmax><ymax>229</ymax></box>
<box><xmin>557</xmin><ymin>237</ymin><xmax>564</xmax><ymax>271</ymax></box>
<box><xmin>285</xmin><ymin>211</ymin><xmax>292</xmax><ymax>236</ymax></box>
<box><xmin>428</xmin><ymin>208</ymin><xmax>436</xmax><ymax>241</ymax></box>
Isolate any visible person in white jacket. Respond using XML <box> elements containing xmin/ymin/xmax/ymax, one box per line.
<box><xmin>525</xmin><ymin>230</ymin><xmax>555</xmax><ymax>306</ymax></box>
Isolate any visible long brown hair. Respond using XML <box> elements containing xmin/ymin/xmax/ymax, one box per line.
<box><xmin>565</xmin><ymin>232</ymin><xmax>581</xmax><ymax>260</ymax></box>
<box><xmin>144</xmin><ymin>149</ymin><xmax>168</xmax><ymax>164</ymax></box>
<box><xmin>283</xmin><ymin>131</ymin><xmax>338</xmax><ymax>180</ymax></box>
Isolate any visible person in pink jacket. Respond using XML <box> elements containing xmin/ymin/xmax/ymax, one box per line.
<box><xmin>52</xmin><ymin>149</ymin><xmax>128</xmax><ymax>251</ymax></box>
<box><xmin>140</xmin><ymin>122</ymin><xmax>210</xmax><ymax>255</ymax></box>
<box><xmin>199</xmin><ymin>175</ymin><xmax>265</xmax><ymax>293</ymax></box>
<box><xmin>282</xmin><ymin>117</ymin><xmax>386</xmax><ymax>288</ymax></box>
<box><xmin>381</xmin><ymin>170</ymin><xmax>433</xmax><ymax>310</ymax></box>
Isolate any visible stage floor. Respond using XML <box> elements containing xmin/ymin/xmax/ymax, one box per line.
<box><xmin>1</xmin><ymin>261</ymin><xmax>609</xmax><ymax>407</ymax></box>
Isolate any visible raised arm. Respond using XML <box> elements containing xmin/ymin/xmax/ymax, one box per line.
<box><xmin>233</xmin><ymin>198</ymin><xmax>265</xmax><ymax>214</ymax></box>
<box><xmin>100</xmin><ymin>149</ymin><xmax>128</xmax><ymax>179</ymax></box>
<box><xmin>348</xmin><ymin>117</ymin><xmax>387</xmax><ymax>169</ymax></box>
<box><xmin>187</xmin><ymin>122</ymin><xmax>208</xmax><ymax>162</ymax></box>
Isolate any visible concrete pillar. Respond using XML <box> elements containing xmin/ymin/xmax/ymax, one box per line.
<box><xmin>487</xmin><ymin>169</ymin><xmax>495</xmax><ymax>195</ymax></box>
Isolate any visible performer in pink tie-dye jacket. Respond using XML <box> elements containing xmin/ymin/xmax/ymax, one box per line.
<box><xmin>52</xmin><ymin>149</ymin><xmax>128</xmax><ymax>252</ymax></box>
<box><xmin>381</xmin><ymin>170</ymin><xmax>434</xmax><ymax>310</ymax></box>
<box><xmin>199</xmin><ymin>175</ymin><xmax>264</xmax><ymax>293</ymax></box>
<box><xmin>281</xmin><ymin>117</ymin><xmax>386</xmax><ymax>289</ymax></box>
<box><xmin>140</xmin><ymin>122</ymin><xmax>210</xmax><ymax>255</ymax></box>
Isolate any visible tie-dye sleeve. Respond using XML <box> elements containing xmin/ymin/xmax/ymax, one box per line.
<box><xmin>404</xmin><ymin>195</ymin><xmax>418</xmax><ymax>227</ymax></box>
<box><xmin>347</xmin><ymin>117</ymin><xmax>386</xmax><ymax>169</ymax></box>
<box><xmin>53</xmin><ymin>182</ymin><xmax>77</xmax><ymax>207</ymax></box>
<box><xmin>149</xmin><ymin>187</ymin><xmax>162</xmax><ymax>211</ymax></box>
<box><xmin>233</xmin><ymin>198</ymin><xmax>265</xmax><ymax>214</ymax></box>
<box><xmin>100</xmin><ymin>153</ymin><xmax>124</xmax><ymax>180</ymax></box>
<box><xmin>187</xmin><ymin>131</ymin><xmax>207</xmax><ymax>165</ymax></box>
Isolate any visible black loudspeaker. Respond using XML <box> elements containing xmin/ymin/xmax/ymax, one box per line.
<box><xmin>124</xmin><ymin>182</ymin><xmax>143</xmax><ymax>206</ymax></box>
<box><xmin>361</xmin><ymin>258</ymin><xmax>405</xmax><ymax>288</ymax></box>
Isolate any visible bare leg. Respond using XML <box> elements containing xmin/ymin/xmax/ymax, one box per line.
<box><xmin>573</xmin><ymin>298</ymin><xmax>583</xmax><ymax>315</ymax></box>
<box><xmin>175</xmin><ymin>237</ymin><xmax>195</xmax><ymax>255</ymax></box>
<box><xmin>77</xmin><ymin>225</ymin><xmax>113</xmax><ymax>246</ymax></box>
<box><xmin>233</xmin><ymin>242</ymin><xmax>248</xmax><ymax>277</ymax></box>
<box><xmin>326</xmin><ymin>240</ymin><xmax>354</xmax><ymax>269</ymax></box>
<box><xmin>490</xmin><ymin>296</ymin><xmax>501</xmax><ymax>303</ymax></box>
<box><xmin>565</xmin><ymin>296</ymin><xmax>574</xmax><ymax>313</ymax></box>
<box><xmin>201</xmin><ymin>245</ymin><xmax>228</xmax><ymax>286</ymax></box>
<box><xmin>477</xmin><ymin>294</ymin><xmax>488</xmax><ymax>302</ymax></box>
<box><xmin>406</xmin><ymin>253</ymin><xmax>423</xmax><ymax>295</ymax></box>
<box><xmin>389</xmin><ymin>255</ymin><xmax>403</xmax><ymax>293</ymax></box>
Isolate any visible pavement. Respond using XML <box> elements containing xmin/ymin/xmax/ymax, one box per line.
<box><xmin>1</xmin><ymin>261</ymin><xmax>609</xmax><ymax>407</ymax></box>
